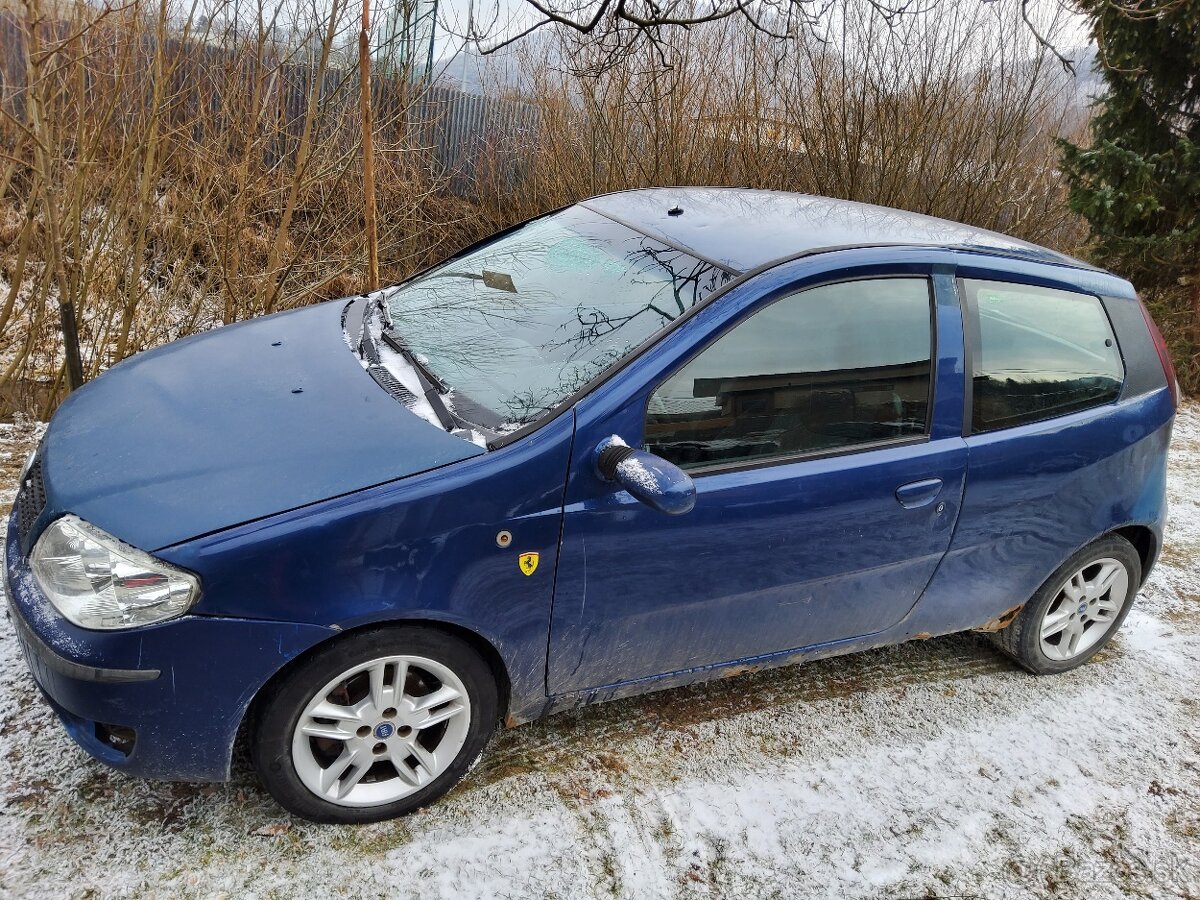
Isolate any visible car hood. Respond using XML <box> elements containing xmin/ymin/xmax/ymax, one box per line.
<box><xmin>39</xmin><ymin>300</ymin><xmax>483</xmax><ymax>551</ymax></box>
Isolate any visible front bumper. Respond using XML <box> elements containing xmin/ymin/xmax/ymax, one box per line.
<box><xmin>4</xmin><ymin>510</ymin><xmax>336</xmax><ymax>781</ymax></box>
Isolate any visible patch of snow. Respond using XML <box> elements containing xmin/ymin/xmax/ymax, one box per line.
<box><xmin>375</xmin><ymin>342</ymin><xmax>440</xmax><ymax>429</ymax></box>
<box><xmin>452</xmin><ymin>428</ymin><xmax>488</xmax><ymax>448</ymax></box>
<box><xmin>614</xmin><ymin>455</ymin><xmax>660</xmax><ymax>496</ymax></box>
<box><xmin>0</xmin><ymin>405</ymin><xmax>1198</xmax><ymax>897</ymax></box>
<box><xmin>378</xmin><ymin>811</ymin><xmax>590</xmax><ymax>897</ymax></box>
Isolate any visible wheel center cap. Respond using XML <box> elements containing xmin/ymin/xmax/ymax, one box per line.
<box><xmin>374</xmin><ymin>722</ymin><xmax>395</xmax><ymax>739</ymax></box>
<box><xmin>1077</xmin><ymin>602</ymin><xmax>1088</xmax><ymax>616</ymax></box>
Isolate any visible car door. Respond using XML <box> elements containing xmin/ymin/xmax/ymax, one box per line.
<box><xmin>547</xmin><ymin>269</ymin><xmax>968</xmax><ymax>694</ymax></box>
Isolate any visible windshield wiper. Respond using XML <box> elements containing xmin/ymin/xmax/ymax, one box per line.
<box><xmin>382</xmin><ymin>328</ymin><xmax>456</xmax><ymax>432</ymax></box>
<box><xmin>355</xmin><ymin>297</ymin><xmax>384</xmax><ymax>365</ymax></box>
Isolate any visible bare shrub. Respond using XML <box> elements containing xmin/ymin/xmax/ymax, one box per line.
<box><xmin>475</xmin><ymin>0</ymin><xmax>1086</xmax><ymax>251</ymax></box>
<box><xmin>0</xmin><ymin>0</ymin><xmax>1087</xmax><ymax>418</ymax></box>
<box><xmin>0</xmin><ymin>0</ymin><xmax>458</xmax><ymax>416</ymax></box>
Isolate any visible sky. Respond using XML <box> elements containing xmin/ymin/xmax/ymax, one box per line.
<box><xmin>427</xmin><ymin>0</ymin><xmax>1092</xmax><ymax>62</ymax></box>
<box><xmin>185</xmin><ymin>0</ymin><xmax>1093</xmax><ymax>83</ymax></box>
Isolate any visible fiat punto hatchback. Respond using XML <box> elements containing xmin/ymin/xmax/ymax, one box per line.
<box><xmin>4</xmin><ymin>188</ymin><xmax>1177</xmax><ymax>822</ymax></box>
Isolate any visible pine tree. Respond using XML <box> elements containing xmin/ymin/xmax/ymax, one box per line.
<box><xmin>1060</xmin><ymin>0</ymin><xmax>1200</xmax><ymax>386</ymax></box>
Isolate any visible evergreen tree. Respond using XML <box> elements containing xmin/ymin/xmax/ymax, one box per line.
<box><xmin>1060</xmin><ymin>0</ymin><xmax>1200</xmax><ymax>386</ymax></box>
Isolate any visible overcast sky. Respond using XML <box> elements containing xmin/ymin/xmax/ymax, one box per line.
<box><xmin>195</xmin><ymin>0</ymin><xmax>1092</xmax><ymax>78</ymax></box>
<box><xmin>427</xmin><ymin>0</ymin><xmax>1091</xmax><ymax>61</ymax></box>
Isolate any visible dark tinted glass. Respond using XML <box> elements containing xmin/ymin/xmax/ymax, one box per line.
<box><xmin>384</xmin><ymin>206</ymin><xmax>733</xmax><ymax>430</ymax></box>
<box><xmin>965</xmin><ymin>279</ymin><xmax>1124</xmax><ymax>433</ymax></box>
<box><xmin>646</xmin><ymin>278</ymin><xmax>933</xmax><ymax>470</ymax></box>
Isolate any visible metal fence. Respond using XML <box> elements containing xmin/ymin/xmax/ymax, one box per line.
<box><xmin>408</xmin><ymin>83</ymin><xmax>542</xmax><ymax>192</ymax></box>
<box><xmin>0</xmin><ymin>10</ymin><xmax>541</xmax><ymax>195</ymax></box>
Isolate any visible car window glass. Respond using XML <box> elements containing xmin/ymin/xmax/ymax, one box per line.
<box><xmin>965</xmin><ymin>279</ymin><xmax>1123</xmax><ymax>433</ymax></box>
<box><xmin>385</xmin><ymin>206</ymin><xmax>734</xmax><ymax>430</ymax></box>
<box><xmin>646</xmin><ymin>278</ymin><xmax>933</xmax><ymax>470</ymax></box>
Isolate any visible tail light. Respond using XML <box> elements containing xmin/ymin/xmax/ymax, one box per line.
<box><xmin>1138</xmin><ymin>298</ymin><xmax>1180</xmax><ymax>409</ymax></box>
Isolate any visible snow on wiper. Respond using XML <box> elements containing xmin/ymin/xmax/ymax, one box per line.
<box><xmin>343</xmin><ymin>296</ymin><xmax>368</xmax><ymax>353</ymax></box>
<box><xmin>348</xmin><ymin>299</ymin><xmax>432</xmax><ymax>421</ymax></box>
<box><xmin>356</xmin><ymin>300</ymin><xmax>386</xmax><ymax>368</ymax></box>
<box><xmin>381</xmin><ymin>329</ymin><xmax>456</xmax><ymax>432</ymax></box>
<box><xmin>344</xmin><ymin>298</ymin><xmax>490</xmax><ymax>449</ymax></box>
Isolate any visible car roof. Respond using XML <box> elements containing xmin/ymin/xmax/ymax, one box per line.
<box><xmin>579</xmin><ymin>187</ymin><xmax>1092</xmax><ymax>274</ymax></box>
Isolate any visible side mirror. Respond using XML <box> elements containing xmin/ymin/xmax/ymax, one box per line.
<box><xmin>595</xmin><ymin>437</ymin><xmax>696</xmax><ymax>516</ymax></box>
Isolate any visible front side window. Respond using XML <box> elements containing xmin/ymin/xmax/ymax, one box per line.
<box><xmin>646</xmin><ymin>278</ymin><xmax>934</xmax><ymax>470</ymax></box>
<box><xmin>964</xmin><ymin>279</ymin><xmax>1124</xmax><ymax>433</ymax></box>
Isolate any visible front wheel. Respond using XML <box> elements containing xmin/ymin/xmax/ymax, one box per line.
<box><xmin>991</xmin><ymin>535</ymin><xmax>1141</xmax><ymax>675</ymax></box>
<box><xmin>251</xmin><ymin>627</ymin><xmax>498</xmax><ymax>823</ymax></box>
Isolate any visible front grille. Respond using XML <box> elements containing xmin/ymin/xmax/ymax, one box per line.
<box><xmin>14</xmin><ymin>456</ymin><xmax>47</xmax><ymax>552</ymax></box>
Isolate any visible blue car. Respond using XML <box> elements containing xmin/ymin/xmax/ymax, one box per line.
<box><xmin>4</xmin><ymin>188</ymin><xmax>1177</xmax><ymax>822</ymax></box>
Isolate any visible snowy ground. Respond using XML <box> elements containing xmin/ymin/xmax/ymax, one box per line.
<box><xmin>1</xmin><ymin>409</ymin><xmax>1198</xmax><ymax>899</ymax></box>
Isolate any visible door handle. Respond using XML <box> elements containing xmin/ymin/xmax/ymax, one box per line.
<box><xmin>895</xmin><ymin>478</ymin><xmax>943</xmax><ymax>509</ymax></box>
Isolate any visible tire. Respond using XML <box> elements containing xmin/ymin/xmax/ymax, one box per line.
<box><xmin>250</xmin><ymin>626</ymin><xmax>498</xmax><ymax>824</ymax></box>
<box><xmin>991</xmin><ymin>535</ymin><xmax>1141</xmax><ymax>675</ymax></box>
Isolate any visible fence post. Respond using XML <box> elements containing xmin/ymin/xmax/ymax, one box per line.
<box><xmin>59</xmin><ymin>300</ymin><xmax>84</xmax><ymax>392</ymax></box>
<box><xmin>359</xmin><ymin>0</ymin><xmax>380</xmax><ymax>292</ymax></box>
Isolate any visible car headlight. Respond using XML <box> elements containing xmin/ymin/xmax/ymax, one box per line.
<box><xmin>30</xmin><ymin>515</ymin><xmax>199</xmax><ymax>630</ymax></box>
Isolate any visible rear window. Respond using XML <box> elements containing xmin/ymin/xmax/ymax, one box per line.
<box><xmin>964</xmin><ymin>279</ymin><xmax>1124</xmax><ymax>433</ymax></box>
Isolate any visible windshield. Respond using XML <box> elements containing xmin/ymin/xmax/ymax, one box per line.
<box><xmin>382</xmin><ymin>205</ymin><xmax>735</xmax><ymax>433</ymax></box>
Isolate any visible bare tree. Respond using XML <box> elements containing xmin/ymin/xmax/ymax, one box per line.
<box><xmin>465</xmin><ymin>0</ymin><xmax>1078</xmax><ymax>72</ymax></box>
<box><xmin>0</xmin><ymin>0</ymin><xmax>1087</xmax><ymax>419</ymax></box>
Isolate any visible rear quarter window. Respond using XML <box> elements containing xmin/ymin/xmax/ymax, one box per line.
<box><xmin>963</xmin><ymin>279</ymin><xmax>1124</xmax><ymax>433</ymax></box>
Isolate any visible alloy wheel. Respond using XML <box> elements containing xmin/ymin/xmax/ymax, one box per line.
<box><xmin>290</xmin><ymin>655</ymin><xmax>471</xmax><ymax>807</ymax></box>
<box><xmin>1038</xmin><ymin>557</ymin><xmax>1130</xmax><ymax>662</ymax></box>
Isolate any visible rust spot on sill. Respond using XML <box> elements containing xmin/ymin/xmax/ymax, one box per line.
<box><xmin>974</xmin><ymin>603</ymin><xmax>1023</xmax><ymax>633</ymax></box>
<box><xmin>722</xmin><ymin>664</ymin><xmax>763</xmax><ymax>679</ymax></box>
<box><xmin>504</xmin><ymin>713</ymin><xmax>518</xmax><ymax>729</ymax></box>
<box><xmin>912</xmin><ymin>631</ymin><xmax>932</xmax><ymax>641</ymax></box>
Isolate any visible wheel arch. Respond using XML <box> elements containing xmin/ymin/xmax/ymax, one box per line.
<box><xmin>233</xmin><ymin>616</ymin><xmax>513</xmax><ymax>773</ymax></box>
<box><xmin>1110</xmin><ymin>523</ymin><xmax>1158</xmax><ymax>581</ymax></box>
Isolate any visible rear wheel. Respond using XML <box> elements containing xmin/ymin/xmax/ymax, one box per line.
<box><xmin>251</xmin><ymin>627</ymin><xmax>498</xmax><ymax>823</ymax></box>
<box><xmin>991</xmin><ymin>535</ymin><xmax>1140</xmax><ymax>674</ymax></box>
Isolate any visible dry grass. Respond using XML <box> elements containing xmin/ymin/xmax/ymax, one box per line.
<box><xmin>1</xmin><ymin>0</ymin><xmax>1090</xmax><ymax>419</ymax></box>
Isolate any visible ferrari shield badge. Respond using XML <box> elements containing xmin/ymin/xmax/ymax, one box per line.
<box><xmin>518</xmin><ymin>552</ymin><xmax>540</xmax><ymax>576</ymax></box>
